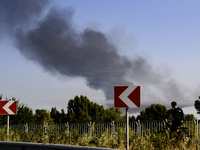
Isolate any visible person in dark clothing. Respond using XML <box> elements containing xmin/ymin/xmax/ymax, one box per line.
<box><xmin>161</xmin><ymin>101</ymin><xmax>184</xmax><ymax>138</ymax></box>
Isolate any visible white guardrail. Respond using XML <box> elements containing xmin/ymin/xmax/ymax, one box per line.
<box><xmin>0</xmin><ymin>141</ymin><xmax>121</xmax><ymax>150</ymax></box>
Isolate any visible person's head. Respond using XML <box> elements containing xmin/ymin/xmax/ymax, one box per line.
<box><xmin>171</xmin><ymin>101</ymin><xmax>177</xmax><ymax>108</ymax></box>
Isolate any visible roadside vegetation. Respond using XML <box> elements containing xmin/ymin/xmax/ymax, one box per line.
<box><xmin>0</xmin><ymin>125</ymin><xmax>197</xmax><ymax>150</ymax></box>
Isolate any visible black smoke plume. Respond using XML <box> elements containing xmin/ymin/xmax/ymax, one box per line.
<box><xmin>15</xmin><ymin>7</ymin><xmax>133</xmax><ymax>99</ymax></box>
<box><xmin>0</xmin><ymin>0</ymin><xmax>49</xmax><ymax>38</ymax></box>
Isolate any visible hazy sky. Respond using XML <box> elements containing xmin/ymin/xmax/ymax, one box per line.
<box><xmin>0</xmin><ymin>0</ymin><xmax>200</xmax><ymax>117</ymax></box>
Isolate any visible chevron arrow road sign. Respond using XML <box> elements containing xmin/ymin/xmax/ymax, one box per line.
<box><xmin>114</xmin><ymin>86</ymin><xmax>140</xmax><ymax>108</ymax></box>
<box><xmin>0</xmin><ymin>101</ymin><xmax>17</xmax><ymax>115</ymax></box>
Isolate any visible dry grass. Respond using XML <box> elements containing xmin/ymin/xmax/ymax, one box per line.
<box><xmin>0</xmin><ymin>127</ymin><xmax>197</xmax><ymax>150</ymax></box>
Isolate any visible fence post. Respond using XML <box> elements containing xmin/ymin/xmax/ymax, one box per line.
<box><xmin>192</xmin><ymin>119</ymin><xmax>196</xmax><ymax>139</ymax></box>
<box><xmin>24</xmin><ymin>123</ymin><xmax>28</xmax><ymax>133</ymax></box>
<box><xmin>65</xmin><ymin>122</ymin><xmax>69</xmax><ymax>134</ymax></box>
<box><xmin>197</xmin><ymin>119</ymin><xmax>200</xmax><ymax>149</ymax></box>
<box><xmin>111</xmin><ymin>121</ymin><xmax>115</xmax><ymax>140</ymax></box>
<box><xmin>88</xmin><ymin>122</ymin><xmax>92</xmax><ymax>138</ymax></box>
<box><xmin>44</xmin><ymin>123</ymin><xmax>48</xmax><ymax>141</ymax></box>
<box><xmin>195</xmin><ymin>118</ymin><xmax>199</xmax><ymax>150</ymax></box>
<box><xmin>196</xmin><ymin>119</ymin><xmax>198</xmax><ymax>139</ymax></box>
<box><xmin>136</xmin><ymin>120</ymin><xmax>141</xmax><ymax>137</ymax></box>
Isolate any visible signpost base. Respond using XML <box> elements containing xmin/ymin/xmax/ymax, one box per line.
<box><xmin>126</xmin><ymin>108</ymin><xmax>129</xmax><ymax>150</ymax></box>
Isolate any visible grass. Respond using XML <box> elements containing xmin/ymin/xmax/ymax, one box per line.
<box><xmin>0</xmin><ymin>126</ymin><xmax>197</xmax><ymax>150</ymax></box>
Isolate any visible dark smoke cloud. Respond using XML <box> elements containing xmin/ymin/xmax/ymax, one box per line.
<box><xmin>0</xmin><ymin>0</ymin><xmax>49</xmax><ymax>37</ymax></box>
<box><xmin>0</xmin><ymin>0</ymin><xmax>197</xmax><ymax>110</ymax></box>
<box><xmin>15</xmin><ymin>7</ymin><xmax>131</xmax><ymax>99</ymax></box>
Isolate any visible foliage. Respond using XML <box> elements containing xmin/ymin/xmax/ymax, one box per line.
<box><xmin>34</xmin><ymin>109</ymin><xmax>53</xmax><ymax>124</ymax></box>
<box><xmin>50</xmin><ymin>107</ymin><xmax>67</xmax><ymax>123</ymax></box>
<box><xmin>104</xmin><ymin>107</ymin><xmax>122</xmax><ymax>122</ymax></box>
<box><xmin>185</xmin><ymin>114</ymin><xmax>195</xmax><ymax>120</ymax></box>
<box><xmin>0</xmin><ymin>95</ymin><xmax>195</xmax><ymax>125</ymax></box>
<box><xmin>89</xmin><ymin>102</ymin><xmax>105</xmax><ymax>122</ymax></box>
<box><xmin>129</xmin><ymin>115</ymin><xmax>136</xmax><ymax>121</ymax></box>
<box><xmin>0</xmin><ymin>115</ymin><xmax>7</xmax><ymax>124</ymax></box>
<box><xmin>136</xmin><ymin>104</ymin><xmax>167</xmax><ymax>120</ymax></box>
<box><xmin>67</xmin><ymin>95</ymin><xmax>93</xmax><ymax>122</ymax></box>
<box><xmin>11</xmin><ymin>103</ymin><xmax>34</xmax><ymax>124</ymax></box>
<box><xmin>194</xmin><ymin>96</ymin><xmax>200</xmax><ymax>114</ymax></box>
<box><xmin>0</xmin><ymin>124</ymin><xmax>196</xmax><ymax>149</ymax></box>
<box><xmin>66</xmin><ymin>95</ymin><xmax>125</xmax><ymax>122</ymax></box>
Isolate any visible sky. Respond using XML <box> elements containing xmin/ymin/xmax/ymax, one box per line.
<box><xmin>0</xmin><ymin>0</ymin><xmax>200</xmax><ymax>118</ymax></box>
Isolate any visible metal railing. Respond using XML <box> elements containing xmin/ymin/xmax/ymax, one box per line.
<box><xmin>0</xmin><ymin>141</ymin><xmax>120</xmax><ymax>150</ymax></box>
<box><xmin>0</xmin><ymin>119</ymin><xmax>197</xmax><ymax>141</ymax></box>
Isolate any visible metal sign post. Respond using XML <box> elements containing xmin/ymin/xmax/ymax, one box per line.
<box><xmin>7</xmin><ymin>115</ymin><xmax>9</xmax><ymax>141</ymax></box>
<box><xmin>126</xmin><ymin>108</ymin><xmax>129</xmax><ymax>150</ymax></box>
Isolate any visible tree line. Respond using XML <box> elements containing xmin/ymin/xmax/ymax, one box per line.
<box><xmin>0</xmin><ymin>95</ymin><xmax>196</xmax><ymax>124</ymax></box>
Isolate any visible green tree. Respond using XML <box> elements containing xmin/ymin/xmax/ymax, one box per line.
<box><xmin>88</xmin><ymin>102</ymin><xmax>105</xmax><ymax>122</ymax></box>
<box><xmin>136</xmin><ymin>104</ymin><xmax>167</xmax><ymax>120</ymax></box>
<box><xmin>50</xmin><ymin>107</ymin><xmax>67</xmax><ymax>123</ymax></box>
<box><xmin>67</xmin><ymin>95</ymin><xmax>124</xmax><ymax>122</ymax></box>
<box><xmin>130</xmin><ymin>115</ymin><xmax>136</xmax><ymax>121</ymax></box>
<box><xmin>11</xmin><ymin>103</ymin><xmax>34</xmax><ymax>124</ymax></box>
<box><xmin>0</xmin><ymin>115</ymin><xmax>7</xmax><ymax>124</ymax></box>
<box><xmin>194</xmin><ymin>96</ymin><xmax>200</xmax><ymax>114</ymax></box>
<box><xmin>120</xmin><ymin>115</ymin><xmax>136</xmax><ymax>122</ymax></box>
<box><xmin>50</xmin><ymin>107</ymin><xmax>61</xmax><ymax>123</ymax></box>
<box><xmin>34</xmin><ymin>109</ymin><xmax>53</xmax><ymax>124</ymax></box>
<box><xmin>67</xmin><ymin>95</ymin><xmax>92</xmax><ymax>122</ymax></box>
<box><xmin>60</xmin><ymin>109</ymin><xmax>67</xmax><ymax>123</ymax></box>
<box><xmin>104</xmin><ymin>107</ymin><xmax>123</xmax><ymax>122</ymax></box>
<box><xmin>185</xmin><ymin>114</ymin><xmax>195</xmax><ymax>120</ymax></box>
